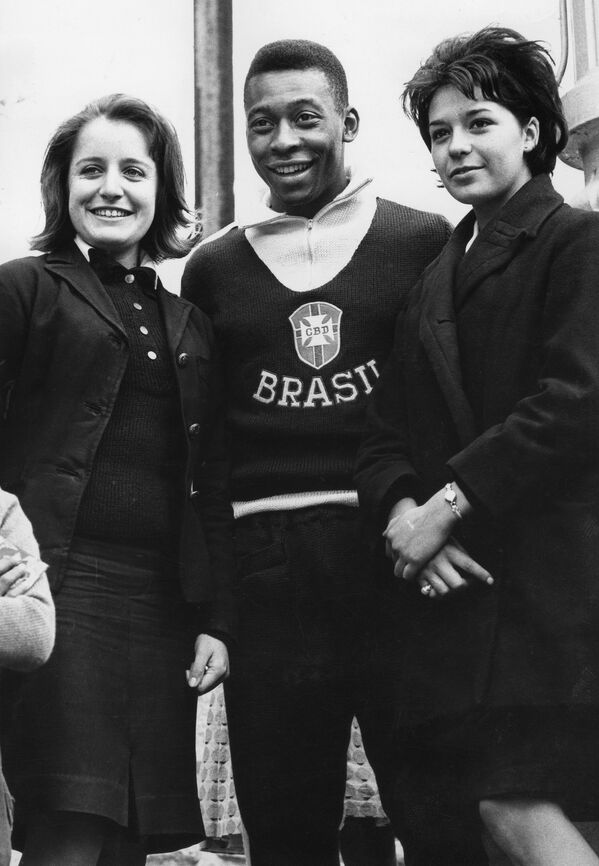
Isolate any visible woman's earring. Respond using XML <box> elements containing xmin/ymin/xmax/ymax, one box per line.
<box><xmin>431</xmin><ymin>167</ymin><xmax>444</xmax><ymax>189</ymax></box>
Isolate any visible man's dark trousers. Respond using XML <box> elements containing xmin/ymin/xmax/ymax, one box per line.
<box><xmin>225</xmin><ymin>504</ymin><xmax>399</xmax><ymax>866</ymax></box>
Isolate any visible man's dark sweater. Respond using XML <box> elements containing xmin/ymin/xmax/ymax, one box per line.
<box><xmin>182</xmin><ymin>198</ymin><xmax>451</xmax><ymax>502</ymax></box>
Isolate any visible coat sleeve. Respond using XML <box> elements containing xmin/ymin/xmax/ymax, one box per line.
<box><xmin>191</xmin><ymin>332</ymin><xmax>236</xmax><ymax>641</ymax></box>
<box><xmin>0</xmin><ymin>260</ymin><xmax>32</xmax><ymax>418</ymax></box>
<box><xmin>355</xmin><ymin>306</ymin><xmax>423</xmax><ymax>536</ymax></box>
<box><xmin>181</xmin><ymin>246</ymin><xmax>212</xmax><ymax>312</ymax></box>
<box><xmin>449</xmin><ymin>214</ymin><xmax>599</xmax><ymax>517</ymax></box>
<box><xmin>355</xmin><ymin>214</ymin><xmax>452</xmax><ymax>536</ymax></box>
<box><xmin>182</xmin><ymin>250</ymin><xmax>236</xmax><ymax>638</ymax></box>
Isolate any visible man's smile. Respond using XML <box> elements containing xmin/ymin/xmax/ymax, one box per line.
<box><xmin>269</xmin><ymin>161</ymin><xmax>314</xmax><ymax>176</ymax></box>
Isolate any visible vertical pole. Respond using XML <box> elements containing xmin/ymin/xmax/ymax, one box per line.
<box><xmin>193</xmin><ymin>0</ymin><xmax>235</xmax><ymax>236</ymax></box>
<box><xmin>560</xmin><ymin>0</ymin><xmax>599</xmax><ymax>209</ymax></box>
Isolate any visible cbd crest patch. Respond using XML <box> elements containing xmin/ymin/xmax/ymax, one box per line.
<box><xmin>288</xmin><ymin>302</ymin><xmax>342</xmax><ymax>370</ymax></box>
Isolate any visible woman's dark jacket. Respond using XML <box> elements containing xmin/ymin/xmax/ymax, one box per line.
<box><xmin>0</xmin><ymin>243</ymin><xmax>235</xmax><ymax>641</ymax></box>
<box><xmin>356</xmin><ymin>175</ymin><xmax>599</xmax><ymax>723</ymax></box>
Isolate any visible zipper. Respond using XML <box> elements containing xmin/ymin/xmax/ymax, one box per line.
<box><xmin>307</xmin><ymin>219</ymin><xmax>314</xmax><ymax>288</ymax></box>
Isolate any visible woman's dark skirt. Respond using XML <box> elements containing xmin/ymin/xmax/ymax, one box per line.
<box><xmin>7</xmin><ymin>538</ymin><xmax>205</xmax><ymax>854</ymax></box>
<box><xmin>392</xmin><ymin>704</ymin><xmax>599</xmax><ymax>863</ymax></box>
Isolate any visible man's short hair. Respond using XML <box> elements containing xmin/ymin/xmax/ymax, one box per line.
<box><xmin>244</xmin><ymin>39</ymin><xmax>349</xmax><ymax>113</ymax></box>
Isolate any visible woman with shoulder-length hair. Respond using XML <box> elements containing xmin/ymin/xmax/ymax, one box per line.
<box><xmin>0</xmin><ymin>93</ymin><xmax>234</xmax><ymax>865</ymax></box>
<box><xmin>356</xmin><ymin>26</ymin><xmax>599</xmax><ymax>866</ymax></box>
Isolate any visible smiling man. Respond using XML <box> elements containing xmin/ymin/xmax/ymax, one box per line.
<box><xmin>244</xmin><ymin>63</ymin><xmax>357</xmax><ymax>217</ymax></box>
<box><xmin>182</xmin><ymin>39</ymin><xmax>452</xmax><ymax>866</ymax></box>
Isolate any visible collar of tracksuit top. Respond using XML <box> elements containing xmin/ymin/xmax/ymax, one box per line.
<box><xmin>212</xmin><ymin>173</ymin><xmax>378</xmax><ymax>518</ymax></box>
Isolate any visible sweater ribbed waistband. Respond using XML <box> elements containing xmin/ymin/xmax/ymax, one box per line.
<box><xmin>233</xmin><ymin>490</ymin><xmax>359</xmax><ymax>520</ymax></box>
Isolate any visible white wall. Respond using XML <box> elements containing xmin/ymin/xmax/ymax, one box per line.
<box><xmin>0</xmin><ymin>0</ymin><xmax>583</xmax><ymax>285</ymax></box>
<box><xmin>232</xmin><ymin>0</ymin><xmax>582</xmax><ymax>224</ymax></box>
<box><xmin>0</xmin><ymin>0</ymin><xmax>195</xmax><ymax>283</ymax></box>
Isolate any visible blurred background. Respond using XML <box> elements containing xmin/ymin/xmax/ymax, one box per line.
<box><xmin>0</xmin><ymin>0</ymin><xmax>584</xmax><ymax>287</ymax></box>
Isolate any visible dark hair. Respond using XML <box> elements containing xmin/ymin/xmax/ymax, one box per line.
<box><xmin>31</xmin><ymin>93</ymin><xmax>200</xmax><ymax>261</ymax></box>
<box><xmin>244</xmin><ymin>39</ymin><xmax>348</xmax><ymax>113</ymax></box>
<box><xmin>402</xmin><ymin>26</ymin><xmax>568</xmax><ymax>175</ymax></box>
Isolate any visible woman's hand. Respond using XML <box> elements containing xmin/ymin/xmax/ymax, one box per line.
<box><xmin>415</xmin><ymin>539</ymin><xmax>493</xmax><ymax>599</ymax></box>
<box><xmin>186</xmin><ymin>634</ymin><xmax>229</xmax><ymax>695</ymax></box>
<box><xmin>384</xmin><ymin>484</ymin><xmax>473</xmax><ymax>583</ymax></box>
<box><xmin>384</xmin><ymin>489</ymin><xmax>462</xmax><ymax>581</ymax></box>
<box><xmin>0</xmin><ymin>554</ymin><xmax>29</xmax><ymax>597</ymax></box>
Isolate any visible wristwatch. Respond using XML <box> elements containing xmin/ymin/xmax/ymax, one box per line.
<box><xmin>444</xmin><ymin>482</ymin><xmax>462</xmax><ymax>519</ymax></box>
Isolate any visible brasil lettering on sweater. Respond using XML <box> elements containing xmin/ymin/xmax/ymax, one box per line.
<box><xmin>182</xmin><ymin>199</ymin><xmax>451</xmax><ymax>501</ymax></box>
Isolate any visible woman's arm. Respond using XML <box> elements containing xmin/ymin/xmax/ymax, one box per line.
<box><xmin>355</xmin><ymin>329</ymin><xmax>422</xmax><ymax>534</ymax></box>
<box><xmin>0</xmin><ymin>490</ymin><xmax>55</xmax><ymax>670</ymax></box>
<box><xmin>384</xmin><ymin>484</ymin><xmax>469</xmax><ymax>577</ymax></box>
<box><xmin>448</xmin><ymin>217</ymin><xmax>599</xmax><ymax>517</ymax></box>
<box><xmin>0</xmin><ymin>260</ymin><xmax>32</xmax><ymax>404</ymax></box>
<box><xmin>356</xmin><ymin>304</ymin><xmax>495</xmax><ymax>595</ymax></box>
<box><xmin>383</xmin><ymin>485</ymin><xmax>492</xmax><ymax>595</ymax></box>
<box><xmin>191</xmin><ymin>338</ymin><xmax>236</xmax><ymax>643</ymax></box>
<box><xmin>0</xmin><ymin>573</ymin><xmax>55</xmax><ymax>671</ymax></box>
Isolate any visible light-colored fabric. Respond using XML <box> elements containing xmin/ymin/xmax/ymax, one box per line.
<box><xmin>0</xmin><ymin>488</ymin><xmax>55</xmax><ymax>671</ymax></box>
<box><xmin>464</xmin><ymin>221</ymin><xmax>479</xmax><ymax>253</ymax></box>
<box><xmin>74</xmin><ymin>235</ymin><xmax>156</xmax><ymax>270</ymax></box>
<box><xmin>197</xmin><ymin>687</ymin><xmax>385</xmax><ymax>840</ymax></box>
<box><xmin>233</xmin><ymin>490</ymin><xmax>358</xmax><ymax>519</ymax></box>
<box><xmin>242</xmin><ymin>175</ymin><xmax>377</xmax><ymax>293</ymax></box>
<box><xmin>202</xmin><ymin>173</ymin><xmax>376</xmax><ymax>295</ymax></box>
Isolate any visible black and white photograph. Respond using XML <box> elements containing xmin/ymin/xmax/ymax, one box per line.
<box><xmin>1</xmin><ymin>2</ymin><xmax>599</xmax><ymax>865</ymax></box>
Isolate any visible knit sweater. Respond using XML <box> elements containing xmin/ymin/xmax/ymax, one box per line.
<box><xmin>74</xmin><ymin>252</ymin><xmax>187</xmax><ymax>551</ymax></box>
<box><xmin>0</xmin><ymin>488</ymin><xmax>54</xmax><ymax>672</ymax></box>
<box><xmin>240</xmin><ymin>175</ymin><xmax>378</xmax><ymax>293</ymax></box>
<box><xmin>182</xmin><ymin>198</ymin><xmax>451</xmax><ymax>506</ymax></box>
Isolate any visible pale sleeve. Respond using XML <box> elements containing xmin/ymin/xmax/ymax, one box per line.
<box><xmin>0</xmin><ymin>575</ymin><xmax>55</xmax><ymax>671</ymax></box>
<box><xmin>0</xmin><ymin>488</ymin><xmax>55</xmax><ymax>670</ymax></box>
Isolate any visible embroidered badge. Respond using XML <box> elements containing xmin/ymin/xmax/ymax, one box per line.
<box><xmin>289</xmin><ymin>301</ymin><xmax>342</xmax><ymax>370</ymax></box>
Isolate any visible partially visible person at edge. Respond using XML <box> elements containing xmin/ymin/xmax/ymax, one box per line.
<box><xmin>0</xmin><ymin>93</ymin><xmax>234</xmax><ymax>866</ymax></box>
<box><xmin>182</xmin><ymin>39</ymin><xmax>451</xmax><ymax>866</ymax></box>
<box><xmin>356</xmin><ymin>26</ymin><xmax>599</xmax><ymax>866</ymax></box>
<box><xmin>0</xmin><ymin>488</ymin><xmax>55</xmax><ymax>866</ymax></box>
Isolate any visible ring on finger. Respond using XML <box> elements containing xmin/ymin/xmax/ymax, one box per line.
<box><xmin>420</xmin><ymin>581</ymin><xmax>433</xmax><ymax>596</ymax></box>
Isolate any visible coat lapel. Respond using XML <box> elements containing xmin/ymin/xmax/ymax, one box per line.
<box><xmin>419</xmin><ymin>220</ymin><xmax>478</xmax><ymax>446</ymax></box>
<box><xmin>44</xmin><ymin>244</ymin><xmax>125</xmax><ymax>336</ymax></box>
<box><xmin>156</xmin><ymin>282</ymin><xmax>192</xmax><ymax>355</ymax></box>
<box><xmin>419</xmin><ymin>176</ymin><xmax>563</xmax><ymax>447</ymax></box>
<box><xmin>454</xmin><ymin>175</ymin><xmax>563</xmax><ymax>309</ymax></box>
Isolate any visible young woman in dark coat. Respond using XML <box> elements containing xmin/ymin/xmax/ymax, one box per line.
<box><xmin>356</xmin><ymin>27</ymin><xmax>599</xmax><ymax>866</ymax></box>
<box><xmin>0</xmin><ymin>94</ymin><xmax>234</xmax><ymax>865</ymax></box>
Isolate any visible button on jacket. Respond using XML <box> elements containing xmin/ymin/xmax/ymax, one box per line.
<box><xmin>0</xmin><ymin>243</ymin><xmax>235</xmax><ymax>640</ymax></box>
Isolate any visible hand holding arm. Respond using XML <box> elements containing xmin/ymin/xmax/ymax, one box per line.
<box><xmin>384</xmin><ymin>497</ymin><xmax>417</xmax><ymax>562</ymax></box>
<box><xmin>0</xmin><ymin>554</ymin><xmax>31</xmax><ymax>597</ymax></box>
<box><xmin>383</xmin><ymin>483</ymin><xmax>472</xmax><ymax>581</ymax></box>
<box><xmin>0</xmin><ymin>572</ymin><xmax>55</xmax><ymax>670</ymax></box>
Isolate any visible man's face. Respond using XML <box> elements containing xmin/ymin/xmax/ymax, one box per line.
<box><xmin>245</xmin><ymin>67</ymin><xmax>359</xmax><ymax>218</ymax></box>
